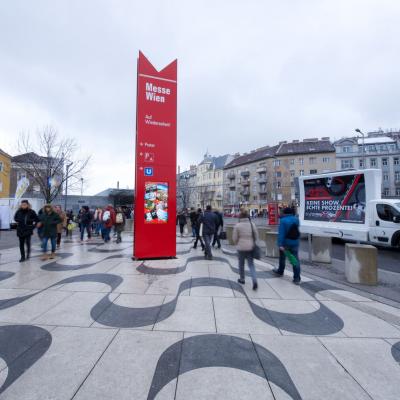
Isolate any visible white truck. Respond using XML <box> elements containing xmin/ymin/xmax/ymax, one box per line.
<box><xmin>298</xmin><ymin>169</ymin><xmax>400</xmax><ymax>248</ymax></box>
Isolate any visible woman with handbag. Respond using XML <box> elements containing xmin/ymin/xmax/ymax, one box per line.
<box><xmin>232</xmin><ymin>209</ymin><xmax>259</xmax><ymax>290</ymax></box>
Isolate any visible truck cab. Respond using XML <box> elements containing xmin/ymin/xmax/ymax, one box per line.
<box><xmin>368</xmin><ymin>199</ymin><xmax>400</xmax><ymax>247</ymax></box>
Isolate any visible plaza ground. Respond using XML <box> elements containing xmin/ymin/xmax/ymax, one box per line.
<box><xmin>0</xmin><ymin>231</ymin><xmax>399</xmax><ymax>399</ymax></box>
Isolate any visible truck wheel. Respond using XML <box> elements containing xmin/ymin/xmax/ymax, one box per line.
<box><xmin>392</xmin><ymin>232</ymin><xmax>400</xmax><ymax>248</ymax></box>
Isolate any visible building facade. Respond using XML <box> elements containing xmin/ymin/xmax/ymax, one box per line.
<box><xmin>223</xmin><ymin>138</ymin><xmax>336</xmax><ymax>213</ymax></box>
<box><xmin>0</xmin><ymin>149</ymin><xmax>11</xmax><ymax>198</ymax></box>
<box><xmin>177</xmin><ymin>165</ymin><xmax>197</xmax><ymax>210</ymax></box>
<box><xmin>334</xmin><ymin>130</ymin><xmax>400</xmax><ymax>198</ymax></box>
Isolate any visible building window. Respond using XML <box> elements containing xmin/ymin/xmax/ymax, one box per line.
<box><xmin>309</xmin><ymin>157</ymin><xmax>317</xmax><ymax>165</ymax></box>
<box><xmin>276</xmin><ymin>181</ymin><xmax>281</xmax><ymax>188</ymax></box>
<box><xmin>341</xmin><ymin>159</ymin><xmax>353</xmax><ymax>169</ymax></box>
<box><xmin>299</xmin><ymin>170</ymin><xmax>304</xmax><ymax>176</ymax></box>
<box><xmin>396</xmin><ymin>188</ymin><xmax>400</xmax><ymax>197</ymax></box>
<box><xmin>383</xmin><ymin>174</ymin><xmax>389</xmax><ymax>181</ymax></box>
<box><xmin>322</xmin><ymin>157</ymin><xmax>330</xmax><ymax>163</ymax></box>
<box><xmin>379</xmin><ymin>144</ymin><xmax>387</xmax><ymax>152</ymax></box>
<box><xmin>0</xmin><ymin>181</ymin><xmax>2</xmax><ymax>192</ymax></box>
<box><xmin>298</xmin><ymin>158</ymin><xmax>304</xmax><ymax>165</ymax></box>
<box><xmin>359</xmin><ymin>159</ymin><xmax>364</xmax><ymax>168</ymax></box>
<box><xmin>382</xmin><ymin>158</ymin><xmax>388</xmax><ymax>166</ymax></box>
<box><xmin>342</xmin><ymin>146</ymin><xmax>351</xmax><ymax>153</ymax></box>
<box><xmin>17</xmin><ymin>172</ymin><xmax>26</xmax><ymax>181</ymax></box>
<box><xmin>370</xmin><ymin>158</ymin><xmax>377</xmax><ymax>167</ymax></box>
<box><xmin>290</xmin><ymin>159</ymin><xmax>295</xmax><ymax>165</ymax></box>
<box><xmin>383</xmin><ymin>188</ymin><xmax>390</xmax><ymax>197</ymax></box>
<box><xmin>275</xmin><ymin>171</ymin><xmax>281</xmax><ymax>178</ymax></box>
<box><xmin>395</xmin><ymin>172</ymin><xmax>400</xmax><ymax>181</ymax></box>
<box><xmin>310</xmin><ymin>169</ymin><xmax>318</xmax><ymax>174</ymax></box>
<box><xmin>290</xmin><ymin>170</ymin><xmax>295</xmax><ymax>177</ymax></box>
<box><xmin>273</xmin><ymin>159</ymin><xmax>281</xmax><ymax>167</ymax></box>
<box><xmin>367</xmin><ymin>145</ymin><xmax>375</xmax><ymax>152</ymax></box>
<box><xmin>394</xmin><ymin>158</ymin><xmax>399</xmax><ymax>165</ymax></box>
<box><xmin>0</xmin><ymin>162</ymin><xmax>3</xmax><ymax>172</ymax></box>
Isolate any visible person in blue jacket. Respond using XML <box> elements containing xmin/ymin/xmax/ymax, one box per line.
<box><xmin>272</xmin><ymin>207</ymin><xmax>301</xmax><ymax>284</ymax></box>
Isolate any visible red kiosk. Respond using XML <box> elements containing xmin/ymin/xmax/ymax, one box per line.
<box><xmin>133</xmin><ymin>52</ymin><xmax>177</xmax><ymax>259</ymax></box>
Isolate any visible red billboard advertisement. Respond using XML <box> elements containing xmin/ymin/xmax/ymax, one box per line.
<box><xmin>268</xmin><ymin>202</ymin><xmax>279</xmax><ymax>225</ymax></box>
<box><xmin>304</xmin><ymin>173</ymin><xmax>366</xmax><ymax>224</ymax></box>
<box><xmin>134</xmin><ymin>52</ymin><xmax>177</xmax><ymax>259</ymax></box>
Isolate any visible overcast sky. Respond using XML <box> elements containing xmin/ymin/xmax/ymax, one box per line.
<box><xmin>1</xmin><ymin>0</ymin><xmax>400</xmax><ymax>195</ymax></box>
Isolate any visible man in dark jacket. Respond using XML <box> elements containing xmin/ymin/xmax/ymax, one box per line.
<box><xmin>79</xmin><ymin>205</ymin><xmax>93</xmax><ymax>243</ymax></box>
<box><xmin>189</xmin><ymin>208</ymin><xmax>197</xmax><ymax>237</ymax></box>
<box><xmin>39</xmin><ymin>204</ymin><xmax>62</xmax><ymax>260</ymax></box>
<box><xmin>272</xmin><ymin>207</ymin><xmax>301</xmax><ymax>284</ymax></box>
<box><xmin>14</xmin><ymin>200</ymin><xmax>39</xmax><ymax>262</ymax></box>
<box><xmin>199</xmin><ymin>205</ymin><xmax>218</xmax><ymax>260</ymax></box>
<box><xmin>192</xmin><ymin>208</ymin><xmax>205</xmax><ymax>250</ymax></box>
<box><xmin>212</xmin><ymin>209</ymin><xmax>224</xmax><ymax>249</ymax></box>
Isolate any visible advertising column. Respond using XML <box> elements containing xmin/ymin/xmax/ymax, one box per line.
<box><xmin>134</xmin><ymin>51</ymin><xmax>177</xmax><ymax>259</ymax></box>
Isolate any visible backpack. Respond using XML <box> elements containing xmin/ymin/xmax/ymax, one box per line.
<box><xmin>102</xmin><ymin>210</ymin><xmax>111</xmax><ymax>222</ymax></box>
<box><xmin>116</xmin><ymin>212</ymin><xmax>123</xmax><ymax>224</ymax></box>
<box><xmin>286</xmin><ymin>223</ymin><xmax>300</xmax><ymax>240</ymax></box>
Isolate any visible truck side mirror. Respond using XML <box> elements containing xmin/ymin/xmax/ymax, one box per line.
<box><xmin>393</xmin><ymin>216</ymin><xmax>400</xmax><ymax>223</ymax></box>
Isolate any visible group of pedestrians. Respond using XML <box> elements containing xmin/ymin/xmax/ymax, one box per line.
<box><xmin>14</xmin><ymin>200</ymin><xmax>127</xmax><ymax>262</ymax></box>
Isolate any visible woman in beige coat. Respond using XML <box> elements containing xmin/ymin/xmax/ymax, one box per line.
<box><xmin>232</xmin><ymin>209</ymin><xmax>258</xmax><ymax>290</ymax></box>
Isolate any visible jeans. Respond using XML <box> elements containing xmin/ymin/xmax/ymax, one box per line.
<box><xmin>212</xmin><ymin>227</ymin><xmax>221</xmax><ymax>248</ymax></box>
<box><xmin>278</xmin><ymin>247</ymin><xmax>301</xmax><ymax>281</ymax></box>
<box><xmin>193</xmin><ymin>228</ymin><xmax>204</xmax><ymax>249</ymax></box>
<box><xmin>42</xmin><ymin>237</ymin><xmax>56</xmax><ymax>253</ymax></box>
<box><xmin>19</xmin><ymin>235</ymin><xmax>31</xmax><ymax>259</ymax></box>
<box><xmin>203</xmin><ymin>234</ymin><xmax>213</xmax><ymax>257</ymax></box>
<box><xmin>95</xmin><ymin>222</ymin><xmax>102</xmax><ymax>235</ymax></box>
<box><xmin>102</xmin><ymin>226</ymin><xmax>111</xmax><ymax>242</ymax></box>
<box><xmin>238</xmin><ymin>250</ymin><xmax>257</xmax><ymax>285</ymax></box>
<box><xmin>57</xmin><ymin>233</ymin><xmax>62</xmax><ymax>246</ymax></box>
<box><xmin>191</xmin><ymin>226</ymin><xmax>196</xmax><ymax>237</ymax></box>
<box><xmin>179</xmin><ymin>224</ymin><xmax>185</xmax><ymax>235</ymax></box>
<box><xmin>80</xmin><ymin>223</ymin><xmax>92</xmax><ymax>241</ymax></box>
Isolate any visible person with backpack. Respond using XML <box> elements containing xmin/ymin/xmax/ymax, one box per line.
<box><xmin>232</xmin><ymin>209</ymin><xmax>259</xmax><ymax>290</ymax></box>
<box><xmin>102</xmin><ymin>204</ymin><xmax>116</xmax><ymax>243</ymax></box>
<box><xmin>93</xmin><ymin>207</ymin><xmax>103</xmax><ymax>236</ymax></box>
<box><xmin>54</xmin><ymin>205</ymin><xmax>66</xmax><ymax>248</ymax></box>
<box><xmin>38</xmin><ymin>204</ymin><xmax>62</xmax><ymax>260</ymax></box>
<box><xmin>14</xmin><ymin>200</ymin><xmax>40</xmax><ymax>262</ymax></box>
<box><xmin>79</xmin><ymin>205</ymin><xmax>93</xmax><ymax>243</ymax></box>
<box><xmin>192</xmin><ymin>208</ymin><xmax>205</xmax><ymax>250</ymax></box>
<box><xmin>212</xmin><ymin>209</ymin><xmax>224</xmax><ymax>249</ymax></box>
<box><xmin>114</xmin><ymin>206</ymin><xmax>126</xmax><ymax>243</ymax></box>
<box><xmin>272</xmin><ymin>207</ymin><xmax>301</xmax><ymax>284</ymax></box>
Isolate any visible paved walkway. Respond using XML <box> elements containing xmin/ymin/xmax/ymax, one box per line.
<box><xmin>0</xmin><ymin>233</ymin><xmax>399</xmax><ymax>399</ymax></box>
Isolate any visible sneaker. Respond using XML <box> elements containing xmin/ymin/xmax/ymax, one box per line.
<box><xmin>41</xmin><ymin>254</ymin><xmax>49</xmax><ymax>261</ymax></box>
<box><xmin>237</xmin><ymin>279</ymin><xmax>245</xmax><ymax>285</ymax></box>
<box><xmin>293</xmin><ymin>278</ymin><xmax>301</xmax><ymax>285</ymax></box>
<box><xmin>49</xmin><ymin>253</ymin><xmax>56</xmax><ymax>259</ymax></box>
<box><xmin>252</xmin><ymin>282</ymin><xmax>258</xmax><ymax>290</ymax></box>
<box><xmin>272</xmin><ymin>268</ymin><xmax>283</xmax><ymax>276</ymax></box>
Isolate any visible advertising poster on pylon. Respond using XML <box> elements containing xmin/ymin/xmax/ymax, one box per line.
<box><xmin>134</xmin><ymin>51</ymin><xmax>177</xmax><ymax>259</ymax></box>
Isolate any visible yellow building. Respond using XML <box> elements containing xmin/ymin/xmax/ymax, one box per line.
<box><xmin>0</xmin><ymin>149</ymin><xmax>11</xmax><ymax>198</ymax></box>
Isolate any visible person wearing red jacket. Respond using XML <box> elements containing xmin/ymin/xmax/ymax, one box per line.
<box><xmin>101</xmin><ymin>204</ymin><xmax>116</xmax><ymax>242</ymax></box>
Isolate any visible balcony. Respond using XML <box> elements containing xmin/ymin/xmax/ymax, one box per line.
<box><xmin>257</xmin><ymin>177</ymin><xmax>267</xmax><ymax>184</ymax></box>
<box><xmin>240</xmin><ymin>189</ymin><xmax>250</xmax><ymax>196</ymax></box>
<box><xmin>241</xmin><ymin>180</ymin><xmax>250</xmax><ymax>186</ymax></box>
<box><xmin>227</xmin><ymin>172</ymin><xmax>235</xmax><ymax>179</ymax></box>
<box><xmin>256</xmin><ymin>167</ymin><xmax>267</xmax><ymax>173</ymax></box>
<box><xmin>241</xmin><ymin>171</ymin><xmax>250</xmax><ymax>177</ymax></box>
<box><xmin>259</xmin><ymin>188</ymin><xmax>267</xmax><ymax>194</ymax></box>
<box><xmin>228</xmin><ymin>182</ymin><xmax>236</xmax><ymax>189</ymax></box>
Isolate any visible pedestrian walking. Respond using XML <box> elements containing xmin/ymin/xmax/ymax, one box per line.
<box><xmin>38</xmin><ymin>204</ymin><xmax>62</xmax><ymax>260</ymax></box>
<box><xmin>102</xmin><ymin>204</ymin><xmax>116</xmax><ymax>243</ymax></box>
<box><xmin>232</xmin><ymin>209</ymin><xmax>259</xmax><ymax>290</ymax></box>
<box><xmin>114</xmin><ymin>206</ymin><xmax>126</xmax><ymax>243</ymax></box>
<box><xmin>54</xmin><ymin>205</ymin><xmax>66</xmax><ymax>249</ymax></box>
<box><xmin>13</xmin><ymin>200</ymin><xmax>39</xmax><ymax>262</ymax></box>
<box><xmin>199</xmin><ymin>205</ymin><xmax>218</xmax><ymax>260</ymax></box>
<box><xmin>272</xmin><ymin>207</ymin><xmax>301</xmax><ymax>284</ymax></box>
<box><xmin>93</xmin><ymin>207</ymin><xmax>103</xmax><ymax>236</ymax></box>
<box><xmin>189</xmin><ymin>207</ymin><xmax>197</xmax><ymax>237</ymax></box>
<box><xmin>79</xmin><ymin>206</ymin><xmax>93</xmax><ymax>243</ymax></box>
<box><xmin>212</xmin><ymin>209</ymin><xmax>224</xmax><ymax>249</ymax></box>
<box><xmin>176</xmin><ymin>211</ymin><xmax>187</xmax><ymax>237</ymax></box>
<box><xmin>192</xmin><ymin>208</ymin><xmax>205</xmax><ymax>250</ymax></box>
<box><xmin>65</xmin><ymin>210</ymin><xmax>74</xmax><ymax>237</ymax></box>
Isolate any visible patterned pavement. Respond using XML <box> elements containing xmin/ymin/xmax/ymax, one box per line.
<box><xmin>0</xmin><ymin>233</ymin><xmax>399</xmax><ymax>399</ymax></box>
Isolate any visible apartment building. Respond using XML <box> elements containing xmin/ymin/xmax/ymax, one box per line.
<box><xmin>223</xmin><ymin>138</ymin><xmax>336</xmax><ymax>212</ymax></box>
<box><xmin>0</xmin><ymin>149</ymin><xmax>12</xmax><ymax>198</ymax></box>
<box><xmin>334</xmin><ymin>130</ymin><xmax>400</xmax><ymax>198</ymax></box>
<box><xmin>177</xmin><ymin>165</ymin><xmax>197</xmax><ymax>210</ymax></box>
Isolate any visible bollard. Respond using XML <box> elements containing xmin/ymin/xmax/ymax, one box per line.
<box><xmin>225</xmin><ymin>225</ymin><xmax>235</xmax><ymax>245</ymax></box>
<box><xmin>257</xmin><ymin>227</ymin><xmax>271</xmax><ymax>247</ymax></box>
<box><xmin>345</xmin><ymin>243</ymin><xmax>378</xmax><ymax>285</ymax></box>
<box><xmin>311</xmin><ymin>236</ymin><xmax>332</xmax><ymax>263</ymax></box>
<box><xmin>125</xmin><ymin>219</ymin><xmax>133</xmax><ymax>232</ymax></box>
<box><xmin>265</xmin><ymin>231</ymin><xmax>279</xmax><ymax>258</ymax></box>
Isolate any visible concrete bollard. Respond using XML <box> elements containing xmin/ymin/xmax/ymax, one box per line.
<box><xmin>257</xmin><ymin>227</ymin><xmax>271</xmax><ymax>247</ymax></box>
<box><xmin>125</xmin><ymin>219</ymin><xmax>133</xmax><ymax>232</ymax></box>
<box><xmin>345</xmin><ymin>243</ymin><xmax>378</xmax><ymax>285</ymax></box>
<box><xmin>225</xmin><ymin>225</ymin><xmax>235</xmax><ymax>245</ymax></box>
<box><xmin>311</xmin><ymin>236</ymin><xmax>332</xmax><ymax>263</ymax></box>
<box><xmin>265</xmin><ymin>232</ymin><xmax>279</xmax><ymax>258</ymax></box>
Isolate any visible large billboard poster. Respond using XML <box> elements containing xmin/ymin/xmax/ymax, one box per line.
<box><xmin>134</xmin><ymin>52</ymin><xmax>177</xmax><ymax>259</ymax></box>
<box><xmin>304</xmin><ymin>173</ymin><xmax>366</xmax><ymax>224</ymax></box>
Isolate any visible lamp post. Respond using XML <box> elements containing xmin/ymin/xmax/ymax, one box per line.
<box><xmin>80</xmin><ymin>178</ymin><xmax>84</xmax><ymax>197</ymax></box>
<box><xmin>64</xmin><ymin>162</ymin><xmax>73</xmax><ymax>211</ymax></box>
<box><xmin>355</xmin><ymin>129</ymin><xmax>366</xmax><ymax>169</ymax></box>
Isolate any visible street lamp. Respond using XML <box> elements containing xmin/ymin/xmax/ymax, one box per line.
<box><xmin>355</xmin><ymin>129</ymin><xmax>366</xmax><ymax>169</ymax></box>
<box><xmin>80</xmin><ymin>177</ymin><xmax>84</xmax><ymax>197</ymax></box>
<box><xmin>64</xmin><ymin>162</ymin><xmax>73</xmax><ymax>211</ymax></box>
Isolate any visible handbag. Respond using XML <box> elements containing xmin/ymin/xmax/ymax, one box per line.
<box><xmin>219</xmin><ymin>231</ymin><xmax>227</xmax><ymax>240</ymax></box>
<box><xmin>249</xmin><ymin>218</ymin><xmax>261</xmax><ymax>259</ymax></box>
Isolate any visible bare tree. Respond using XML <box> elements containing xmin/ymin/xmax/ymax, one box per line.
<box><xmin>15</xmin><ymin>126</ymin><xmax>90</xmax><ymax>203</ymax></box>
<box><xmin>177</xmin><ymin>175</ymin><xmax>197</xmax><ymax>210</ymax></box>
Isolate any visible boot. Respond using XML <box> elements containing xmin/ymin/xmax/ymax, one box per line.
<box><xmin>41</xmin><ymin>254</ymin><xmax>49</xmax><ymax>261</ymax></box>
<box><xmin>49</xmin><ymin>253</ymin><xmax>56</xmax><ymax>259</ymax></box>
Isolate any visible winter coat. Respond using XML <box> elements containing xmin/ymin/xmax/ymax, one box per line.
<box><xmin>176</xmin><ymin>214</ymin><xmax>187</xmax><ymax>226</ymax></box>
<box><xmin>14</xmin><ymin>208</ymin><xmax>39</xmax><ymax>238</ymax></box>
<box><xmin>39</xmin><ymin>211</ymin><xmax>62</xmax><ymax>238</ymax></box>
<box><xmin>277</xmin><ymin>215</ymin><xmax>300</xmax><ymax>249</ymax></box>
<box><xmin>80</xmin><ymin>210</ymin><xmax>93</xmax><ymax>225</ymax></box>
<box><xmin>199</xmin><ymin>210</ymin><xmax>218</xmax><ymax>235</ymax></box>
<box><xmin>56</xmin><ymin>212</ymin><xmax>66</xmax><ymax>234</ymax></box>
<box><xmin>233</xmin><ymin>218</ymin><xmax>259</xmax><ymax>252</ymax></box>
<box><xmin>103</xmin><ymin>207</ymin><xmax>116</xmax><ymax>228</ymax></box>
<box><xmin>214</xmin><ymin>211</ymin><xmax>224</xmax><ymax>229</ymax></box>
<box><xmin>189</xmin><ymin>211</ymin><xmax>197</xmax><ymax>225</ymax></box>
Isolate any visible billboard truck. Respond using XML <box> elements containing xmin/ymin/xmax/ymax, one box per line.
<box><xmin>298</xmin><ymin>169</ymin><xmax>400</xmax><ymax>248</ymax></box>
